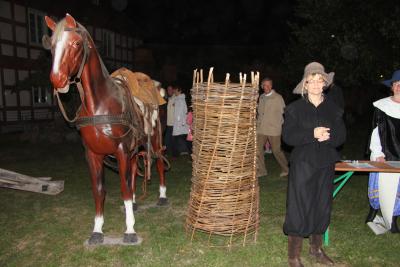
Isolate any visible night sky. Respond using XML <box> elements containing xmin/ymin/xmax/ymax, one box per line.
<box><xmin>125</xmin><ymin>0</ymin><xmax>294</xmax><ymax>46</ymax></box>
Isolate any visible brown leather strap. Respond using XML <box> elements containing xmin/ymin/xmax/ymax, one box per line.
<box><xmin>54</xmin><ymin>90</ymin><xmax>82</xmax><ymax>123</ymax></box>
<box><xmin>75</xmin><ymin>113</ymin><xmax>131</xmax><ymax>129</ymax></box>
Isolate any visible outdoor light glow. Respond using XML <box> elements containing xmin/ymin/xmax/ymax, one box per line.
<box><xmin>331</xmin><ymin>34</ymin><xmax>335</xmax><ymax>38</ymax></box>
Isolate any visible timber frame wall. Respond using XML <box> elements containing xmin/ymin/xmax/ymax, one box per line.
<box><xmin>0</xmin><ymin>0</ymin><xmax>136</xmax><ymax>132</ymax></box>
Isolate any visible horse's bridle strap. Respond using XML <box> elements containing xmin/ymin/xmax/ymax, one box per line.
<box><xmin>54</xmin><ymin>26</ymin><xmax>89</xmax><ymax>123</ymax></box>
<box><xmin>75</xmin><ymin>113</ymin><xmax>131</xmax><ymax>129</ymax></box>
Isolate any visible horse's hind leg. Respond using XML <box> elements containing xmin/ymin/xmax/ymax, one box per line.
<box><xmin>152</xmin><ymin>130</ymin><xmax>168</xmax><ymax>206</ymax></box>
<box><xmin>86</xmin><ymin>149</ymin><xmax>106</xmax><ymax>244</ymax></box>
<box><xmin>115</xmin><ymin>146</ymin><xmax>138</xmax><ymax>243</ymax></box>
<box><xmin>156</xmin><ymin>156</ymin><xmax>168</xmax><ymax>206</ymax></box>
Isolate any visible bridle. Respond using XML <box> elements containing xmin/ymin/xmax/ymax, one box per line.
<box><xmin>51</xmin><ymin>26</ymin><xmax>137</xmax><ymax>140</ymax></box>
<box><xmin>53</xmin><ymin>26</ymin><xmax>89</xmax><ymax>123</ymax></box>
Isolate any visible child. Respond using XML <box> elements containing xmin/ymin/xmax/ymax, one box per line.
<box><xmin>186</xmin><ymin>107</ymin><xmax>193</xmax><ymax>154</ymax></box>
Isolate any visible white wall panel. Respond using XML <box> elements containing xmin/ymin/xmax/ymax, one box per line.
<box><xmin>16</xmin><ymin>46</ymin><xmax>28</xmax><ymax>58</ymax></box>
<box><xmin>5</xmin><ymin>90</ymin><xmax>17</xmax><ymax>106</ymax></box>
<box><xmin>14</xmin><ymin>4</ymin><xmax>26</xmax><ymax>22</ymax></box>
<box><xmin>0</xmin><ymin>0</ymin><xmax>11</xmax><ymax>19</ymax></box>
<box><xmin>0</xmin><ymin>22</ymin><xmax>13</xmax><ymax>41</ymax></box>
<box><xmin>18</xmin><ymin>70</ymin><xmax>29</xmax><ymax>81</ymax></box>
<box><xmin>21</xmin><ymin>110</ymin><xmax>32</xmax><ymax>120</ymax></box>
<box><xmin>20</xmin><ymin>90</ymin><xmax>31</xmax><ymax>106</ymax></box>
<box><xmin>3</xmin><ymin>69</ymin><xmax>15</xmax><ymax>86</ymax></box>
<box><xmin>6</xmin><ymin>110</ymin><xmax>18</xmax><ymax>121</ymax></box>
<box><xmin>0</xmin><ymin>72</ymin><xmax>3</xmax><ymax>107</ymax></box>
<box><xmin>1</xmin><ymin>44</ymin><xmax>13</xmax><ymax>56</ymax></box>
<box><xmin>30</xmin><ymin>49</ymin><xmax>40</xmax><ymax>59</ymax></box>
<box><xmin>15</xmin><ymin>26</ymin><xmax>27</xmax><ymax>43</ymax></box>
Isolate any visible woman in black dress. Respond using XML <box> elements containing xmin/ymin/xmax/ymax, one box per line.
<box><xmin>282</xmin><ymin>62</ymin><xmax>346</xmax><ymax>267</ymax></box>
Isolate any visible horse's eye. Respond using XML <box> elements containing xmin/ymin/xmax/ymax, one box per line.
<box><xmin>73</xmin><ymin>41</ymin><xmax>80</xmax><ymax>47</ymax></box>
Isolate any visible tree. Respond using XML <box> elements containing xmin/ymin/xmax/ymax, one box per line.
<box><xmin>284</xmin><ymin>0</ymin><xmax>400</xmax><ymax>90</ymax></box>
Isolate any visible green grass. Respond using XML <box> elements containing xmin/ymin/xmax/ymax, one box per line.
<box><xmin>0</xmin><ymin>123</ymin><xmax>399</xmax><ymax>267</ymax></box>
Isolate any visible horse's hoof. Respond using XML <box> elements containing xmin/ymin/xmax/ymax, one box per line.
<box><xmin>157</xmin><ymin>197</ymin><xmax>168</xmax><ymax>206</ymax></box>
<box><xmin>132</xmin><ymin>203</ymin><xmax>138</xmax><ymax>211</ymax></box>
<box><xmin>88</xmin><ymin>232</ymin><xmax>104</xmax><ymax>245</ymax></box>
<box><xmin>123</xmin><ymin>233</ymin><xmax>138</xmax><ymax>243</ymax></box>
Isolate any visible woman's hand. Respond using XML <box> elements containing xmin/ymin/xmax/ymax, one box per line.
<box><xmin>314</xmin><ymin>127</ymin><xmax>330</xmax><ymax>142</ymax></box>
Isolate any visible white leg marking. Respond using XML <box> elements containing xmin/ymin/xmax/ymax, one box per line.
<box><xmin>159</xmin><ymin>185</ymin><xmax>167</xmax><ymax>199</ymax></box>
<box><xmin>93</xmin><ymin>215</ymin><xmax>104</xmax><ymax>233</ymax></box>
<box><xmin>132</xmin><ymin>193</ymin><xmax>136</xmax><ymax>203</ymax></box>
<box><xmin>124</xmin><ymin>200</ymin><xmax>136</xmax><ymax>234</ymax></box>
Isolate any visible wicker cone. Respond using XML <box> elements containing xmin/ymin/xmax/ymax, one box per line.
<box><xmin>185</xmin><ymin>68</ymin><xmax>260</xmax><ymax>247</ymax></box>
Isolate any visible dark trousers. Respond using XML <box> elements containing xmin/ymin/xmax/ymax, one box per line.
<box><xmin>172</xmin><ymin>134</ymin><xmax>189</xmax><ymax>157</ymax></box>
<box><xmin>283</xmin><ymin>161</ymin><xmax>335</xmax><ymax>237</ymax></box>
<box><xmin>187</xmin><ymin>141</ymin><xmax>192</xmax><ymax>154</ymax></box>
<box><xmin>164</xmin><ymin>126</ymin><xmax>174</xmax><ymax>156</ymax></box>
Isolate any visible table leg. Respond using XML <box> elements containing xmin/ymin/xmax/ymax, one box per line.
<box><xmin>323</xmin><ymin>171</ymin><xmax>355</xmax><ymax>246</ymax></box>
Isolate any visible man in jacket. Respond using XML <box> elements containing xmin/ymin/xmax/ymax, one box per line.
<box><xmin>164</xmin><ymin>85</ymin><xmax>176</xmax><ymax>156</ymax></box>
<box><xmin>256</xmin><ymin>78</ymin><xmax>289</xmax><ymax>177</ymax></box>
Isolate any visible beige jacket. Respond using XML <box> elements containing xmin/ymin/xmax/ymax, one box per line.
<box><xmin>256</xmin><ymin>90</ymin><xmax>285</xmax><ymax>136</ymax></box>
<box><xmin>167</xmin><ymin>95</ymin><xmax>175</xmax><ymax>126</ymax></box>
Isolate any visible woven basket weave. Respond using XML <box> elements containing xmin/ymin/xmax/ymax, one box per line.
<box><xmin>185</xmin><ymin>68</ymin><xmax>260</xmax><ymax>247</ymax></box>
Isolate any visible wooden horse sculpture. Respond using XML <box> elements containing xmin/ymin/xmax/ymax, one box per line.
<box><xmin>44</xmin><ymin>14</ymin><xmax>167</xmax><ymax>244</ymax></box>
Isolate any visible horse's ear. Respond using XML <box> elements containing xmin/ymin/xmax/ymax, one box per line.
<box><xmin>65</xmin><ymin>13</ymin><xmax>77</xmax><ymax>28</ymax></box>
<box><xmin>45</xmin><ymin>16</ymin><xmax>56</xmax><ymax>31</ymax></box>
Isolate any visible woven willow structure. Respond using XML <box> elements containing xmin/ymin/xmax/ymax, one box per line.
<box><xmin>186</xmin><ymin>68</ymin><xmax>260</xmax><ymax>247</ymax></box>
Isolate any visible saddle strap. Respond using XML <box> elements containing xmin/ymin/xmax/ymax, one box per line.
<box><xmin>75</xmin><ymin>113</ymin><xmax>131</xmax><ymax>129</ymax></box>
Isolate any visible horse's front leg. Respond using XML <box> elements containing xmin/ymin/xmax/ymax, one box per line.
<box><xmin>86</xmin><ymin>149</ymin><xmax>106</xmax><ymax>244</ymax></box>
<box><xmin>115</xmin><ymin>145</ymin><xmax>138</xmax><ymax>243</ymax></box>
<box><xmin>152</xmin><ymin>132</ymin><xmax>168</xmax><ymax>206</ymax></box>
<box><xmin>131</xmin><ymin>155</ymin><xmax>138</xmax><ymax>211</ymax></box>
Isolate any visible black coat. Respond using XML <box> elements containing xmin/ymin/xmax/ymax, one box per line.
<box><xmin>374</xmin><ymin>107</ymin><xmax>400</xmax><ymax>161</ymax></box>
<box><xmin>282</xmin><ymin>97</ymin><xmax>346</xmax><ymax>167</ymax></box>
<box><xmin>282</xmin><ymin>97</ymin><xmax>346</xmax><ymax>236</ymax></box>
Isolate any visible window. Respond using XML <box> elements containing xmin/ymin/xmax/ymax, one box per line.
<box><xmin>102</xmin><ymin>30</ymin><xmax>115</xmax><ymax>58</ymax></box>
<box><xmin>32</xmin><ymin>86</ymin><xmax>49</xmax><ymax>105</ymax></box>
<box><xmin>28</xmin><ymin>9</ymin><xmax>47</xmax><ymax>46</ymax></box>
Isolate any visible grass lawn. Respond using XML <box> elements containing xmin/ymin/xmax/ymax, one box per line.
<box><xmin>0</xmin><ymin>122</ymin><xmax>399</xmax><ymax>267</ymax></box>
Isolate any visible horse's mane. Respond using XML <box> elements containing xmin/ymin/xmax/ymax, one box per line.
<box><xmin>51</xmin><ymin>18</ymin><xmax>110</xmax><ymax>79</ymax></box>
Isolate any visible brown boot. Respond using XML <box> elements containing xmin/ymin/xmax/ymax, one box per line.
<box><xmin>288</xmin><ymin>235</ymin><xmax>304</xmax><ymax>267</ymax></box>
<box><xmin>309</xmin><ymin>234</ymin><xmax>334</xmax><ymax>265</ymax></box>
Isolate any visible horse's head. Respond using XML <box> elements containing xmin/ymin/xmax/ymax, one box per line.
<box><xmin>44</xmin><ymin>14</ymin><xmax>91</xmax><ymax>93</ymax></box>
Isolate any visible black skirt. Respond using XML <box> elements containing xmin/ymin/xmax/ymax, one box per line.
<box><xmin>283</xmin><ymin>161</ymin><xmax>335</xmax><ymax>237</ymax></box>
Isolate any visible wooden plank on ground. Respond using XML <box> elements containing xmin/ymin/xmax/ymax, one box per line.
<box><xmin>0</xmin><ymin>168</ymin><xmax>64</xmax><ymax>195</ymax></box>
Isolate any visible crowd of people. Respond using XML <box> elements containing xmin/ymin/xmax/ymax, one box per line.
<box><xmin>154</xmin><ymin>62</ymin><xmax>400</xmax><ymax>267</ymax></box>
